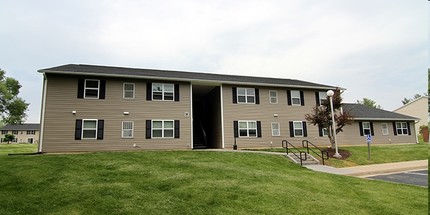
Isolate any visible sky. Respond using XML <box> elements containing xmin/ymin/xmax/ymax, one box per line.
<box><xmin>0</xmin><ymin>0</ymin><xmax>428</xmax><ymax>123</ymax></box>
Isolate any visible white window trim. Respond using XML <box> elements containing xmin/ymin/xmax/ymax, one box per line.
<box><xmin>238</xmin><ymin>120</ymin><xmax>257</xmax><ymax>138</ymax></box>
<box><xmin>123</xmin><ymin>83</ymin><xmax>135</xmax><ymax>99</ymax></box>
<box><xmin>293</xmin><ymin>121</ymin><xmax>304</xmax><ymax>137</ymax></box>
<box><xmin>84</xmin><ymin>79</ymin><xmax>100</xmax><ymax>99</ymax></box>
<box><xmin>362</xmin><ymin>122</ymin><xmax>371</xmax><ymax>135</ymax></box>
<box><xmin>269</xmin><ymin>90</ymin><xmax>278</xmax><ymax>104</ymax></box>
<box><xmin>271</xmin><ymin>122</ymin><xmax>280</xmax><ymax>136</ymax></box>
<box><xmin>122</xmin><ymin>121</ymin><xmax>134</xmax><ymax>138</ymax></box>
<box><xmin>381</xmin><ymin>123</ymin><xmax>389</xmax><ymax>136</ymax></box>
<box><xmin>318</xmin><ymin>91</ymin><xmax>327</xmax><ymax>106</ymax></box>
<box><xmin>82</xmin><ymin>119</ymin><xmax>98</xmax><ymax>140</ymax></box>
<box><xmin>152</xmin><ymin>83</ymin><xmax>174</xmax><ymax>101</ymax></box>
<box><xmin>27</xmin><ymin>130</ymin><xmax>35</xmax><ymax>135</ymax></box>
<box><xmin>237</xmin><ymin>87</ymin><xmax>256</xmax><ymax>104</ymax></box>
<box><xmin>396</xmin><ymin>122</ymin><xmax>409</xmax><ymax>135</ymax></box>
<box><xmin>322</xmin><ymin>127</ymin><xmax>329</xmax><ymax>137</ymax></box>
<box><xmin>290</xmin><ymin>90</ymin><xmax>301</xmax><ymax>106</ymax></box>
<box><xmin>152</xmin><ymin>120</ymin><xmax>175</xmax><ymax>138</ymax></box>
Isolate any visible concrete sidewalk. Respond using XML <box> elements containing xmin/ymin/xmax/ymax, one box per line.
<box><xmin>305</xmin><ymin>160</ymin><xmax>428</xmax><ymax>176</ymax></box>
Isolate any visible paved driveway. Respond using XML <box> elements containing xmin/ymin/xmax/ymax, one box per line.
<box><xmin>366</xmin><ymin>169</ymin><xmax>428</xmax><ymax>187</ymax></box>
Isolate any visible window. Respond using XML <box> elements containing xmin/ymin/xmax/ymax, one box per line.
<box><xmin>28</xmin><ymin>138</ymin><xmax>33</xmax><ymax>144</ymax></box>
<box><xmin>381</xmin><ymin>123</ymin><xmax>389</xmax><ymax>135</ymax></box>
<box><xmin>269</xmin><ymin>91</ymin><xmax>278</xmax><ymax>104</ymax></box>
<box><xmin>237</xmin><ymin>88</ymin><xmax>255</xmax><ymax>104</ymax></box>
<box><xmin>290</xmin><ymin>90</ymin><xmax>301</xmax><ymax>105</ymax></box>
<box><xmin>395</xmin><ymin>122</ymin><xmax>409</xmax><ymax>135</ymax></box>
<box><xmin>271</xmin><ymin>122</ymin><xmax>280</xmax><ymax>136</ymax></box>
<box><xmin>317</xmin><ymin>91</ymin><xmax>328</xmax><ymax>105</ymax></box>
<box><xmin>84</xmin><ymin>80</ymin><xmax>100</xmax><ymax>99</ymax></box>
<box><xmin>1</xmin><ymin>131</ymin><xmax>7</xmax><ymax>135</ymax></box>
<box><xmin>239</xmin><ymin>121</ymin><xmax>257</xmax><ymax>137</ymax></box>
<box><xmin>82</xmin><ymin>120</ymin><xmax>98</xmax><ymax>139</ymax></box>
<box><xmin>152</xmin><ymin>120</ymin><xmax>174</xmax><ymax>138</ymax></box>
<box><xmin>12</xmin><ymin>130</ymin><xmax>18</xmax><ymax>135</ymax></box>
<box><xmin>152</xmin><ymin>83</ymin><xmax>174</xmax><ymax>101</ymax></box>
<box><xmin>293</xmin><ymin>121</ymin><xmax>304</xmax><ymax>137</ymax></box>
<box><xmin>362</xmin><ymin>122</ymin><xmax>371</xmax><ymax>135</ymax></box>
<box><xmin>27</xmin><ymin>130</ymin><xmax>35</xmax><ymax>135</ymax></box>
<box><xmin>123</xmin><ymin>83</ymin><xmax>135</xmax><ymax>99</ymax></box>
<box><xmin>122</xmin><ymin>121</ymin><xmax>134</xmax><ymax>138</ymax></box>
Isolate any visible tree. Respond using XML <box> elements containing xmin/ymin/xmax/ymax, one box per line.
<box><xmin>0</xmin><ymin>69</ymin><xmax>28</xmax><ymax>124</ymax></box>
<box><xmin>401</xmin><ymin>94</ymin><xmax>423</xmax><ymax>105</ymax></box>
<box><xmin>3</xmin><ymin>133</ymin><xmax>15</xmax><ymax>144</ymax></box>
<box><xmin>305</xmin><ymin>88</ymin><xmax>354</xmax><ymax>148</ymax></box>
<box><xmin>357</xmin><ymin>98</ymin><xmax>382</xmax><ymax>109</ymax></box>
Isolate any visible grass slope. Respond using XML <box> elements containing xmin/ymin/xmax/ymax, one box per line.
<box><xmin>0</xmin><ymin>145</ymin><xmax>427</xmax><ymax>214</ymax></box>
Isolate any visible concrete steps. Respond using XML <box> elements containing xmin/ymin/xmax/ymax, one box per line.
<box><xmin>287</xmin><ymin>153</ymin><xmax>320</xmax><ymax>165</ymax></box>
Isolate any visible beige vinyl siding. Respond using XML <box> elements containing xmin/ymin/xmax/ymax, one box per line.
<box><xmin>42</xmin><ymin>74</ymin><xmax>191</xmax><ymax>152</ymax></box>
<box><xmin>222</xmin><ymin>85</ymin><xmax>328</xmax><ymax>149</ymax></box>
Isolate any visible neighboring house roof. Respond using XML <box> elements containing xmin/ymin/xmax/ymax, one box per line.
<box><xmin>0</xmin><ymin>123</ymin><xmax>40</xmax><ymax>131</ymax></box>
<box><xmin>342</xmin><ymin>103</ymin><xmax>418</xmax><ymax>121</ymax></box>
<box><xmin>38</xmin><ymin>64</ymin><xmax>338</xmax><ymax>90</ymax></box>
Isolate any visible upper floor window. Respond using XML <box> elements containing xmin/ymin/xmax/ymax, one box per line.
<box><xmin>269</xmin><ymin>91</ymin><xmax>278</xmax><ymax>104</ymax></box>
<box><xmin>78</xmin><ymin>79</ymin><xmax>106</xmax><ymax>99</ymax></box>
<box><xmin>27</xmin><ymin>130</ymin><xmax>35</xmax><ymax>135</ymax></box>
<box><xmin>123</xmin><ymin>83</ymin><xmax>135</xmax><ymax>99</ymax></box>
<box><xmin>12</xmin><ymin>130</ymin><xmax>18</xmax><ymax>135</ymax></box>
<box><xmin>316</xmin><ymin>91</ymin><xmax>328</xmax><ymax>106</ymax></box>
<box><xmin>232</xmin><ymin>87</ymin><xmax>260</xmax><ymax>104</ymax></box>
<box><xmin>395</xmin><ymin>122</ymin><xmax>409</xmax><ymax>135</ymax></box>
<box><xmin>152</xmin><ymin>83</ymin><xmax>174</xmax><ymax>101</ymax></box>
<box><xmin>237</xmin><ymin>88</ymin><xmax>255</xmax><ymax>104</ymax></box>
<box><xmin>287</xmin><ymin>90</ymin><xmax>304</xmax><ymax>106</ymax></box>
<box><xmin>1</xmin><ymin>131</ymin><xmax>7</xmax><ymax>135</ymax></box>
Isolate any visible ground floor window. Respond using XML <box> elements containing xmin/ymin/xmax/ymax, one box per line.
<box><xmin>381</xmin><ymin>123</ymin><xmax>389</xmax><ymax>135</ymax></box>
<box><xmin>239</xmin><ymin>121</ymin><xmax>257</xmax><ymax>137</ymax></box>
<box><xmin>362</xmin><ymin>122</ymin><xmax>371</xmax><ymax>135</ymax></box>
<box><xmin>395</xmin><ymin>122</ymin><xmax>409</xmax><ymax>135</ymax></box>
<box><xmin>28</xmin><ymin>138</ymin><xmax>34</xmax><ymax>144</ymax></box>
<box><xmin>152</xmin><ymin>120</ymin><xmax>174</xmax><ymax>138</ymax></box>
<box><xmin>289</xmin><ymin>121</ymin><xmax>307</xmax><ymax>137</ymax></box>
<box><xmin>271</xmin><ymin>122</ymin><xmax>280</xmax><ymax>136</ymax></box>
<box><xmin>122</xmin><ymin>121</ymin><xmax>134</xmax><ymax>138</ymax></box>
<box><xmin>75</xmin><ymin>119</ymin><xmax>104</xmax><ymax>140</ymax></box>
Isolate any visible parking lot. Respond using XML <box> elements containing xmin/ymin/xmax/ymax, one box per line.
<box><xmin>366</xmin><ymin>169</ymin><xmax>428</xmax><ymax>187</ymax></box>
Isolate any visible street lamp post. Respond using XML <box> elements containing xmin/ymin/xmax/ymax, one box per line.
<box><xmin>327</xmin><ymin>90</ymin><xmax>342</xmax><ymax>158</ymax></box>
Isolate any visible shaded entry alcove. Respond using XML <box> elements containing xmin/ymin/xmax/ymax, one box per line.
<box><xmin>192</xmin><ymin>85</ymin><xmax>222</xmax><ymax>149</ymax></box>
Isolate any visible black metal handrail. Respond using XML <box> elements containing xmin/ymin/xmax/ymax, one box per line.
<box><xmin>302</xmin><ymin>140</ymin><xmax>329</xmax><ymax>165</ymax></box>
<box><xmin>282</xmin><ymin>140</ymin><xmax>307</xmax><ymax>166</ymax></box>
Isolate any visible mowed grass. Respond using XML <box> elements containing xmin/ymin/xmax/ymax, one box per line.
<box><xmin>324</xmin><ymin>142</ymin><xmax>429</xmax><ymax>167</ymax></box>
<box><xmin>0</xmin><ymin>144</ymin><xmax>427</xmax><ymax>215</ymax></box>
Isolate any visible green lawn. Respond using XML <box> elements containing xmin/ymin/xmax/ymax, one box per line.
<box><xmin>0</xmin><ymin>144</ymin><xmax>427</xmax><ymax>214</ymax></box>
<box><xmin>324</xmin><ymin>142</ymin><xmax>429</xmax><ymax>168</ymax></box>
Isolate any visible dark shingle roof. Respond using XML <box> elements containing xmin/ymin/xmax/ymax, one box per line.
<box><xmin>38</xmin><ymin>64</ymin><xmax>337</xmax><ymax>90</ymax></box>
<box><xmin>343</xmin><ymin>103</ymin><xmax>418</xmax><ymax>121</ymax></box>
<box><xmin>0</xmin><ymin>123</ymin><xmax>40</xmax><ymax>131</ymax></box>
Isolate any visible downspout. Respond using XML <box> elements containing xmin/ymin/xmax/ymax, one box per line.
<box><xmin>220</xmin><ymin>85</ymin><xmax>225</xmax><ymax>149</ymax></box>
<box><xmin>38</xmin><ymin>73</ymin><xmax>47</xmax><ymax>153</ymax></box>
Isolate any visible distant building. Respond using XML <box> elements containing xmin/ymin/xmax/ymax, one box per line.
<box><xmin>0</xmin><ymin>123</ymin><xmax>40</xmax><ymax>144</ymax></box>
<box><xmin>394</xmin><ymin>96</ymin><xmax>428</xmax><ymax>141</ymax></box>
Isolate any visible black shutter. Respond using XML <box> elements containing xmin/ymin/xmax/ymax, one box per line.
<box><xmin>407</xmin><ymin>122</ymin><xmax>411</xmax><ymax>135</ymax></box>
<box><xmin>97</xmin><ymin>120</ymin><xmax>104</xmax><ymax>140</ymax></box>
<box><xmin>255</xmin><ymin>88</ymin><xmax>260</xmax><ymax>104</ymax></box>
<box><xmin>174</xmin><ymin>84</ymin><xmax>180</xmax><ymax>101</ymax></box>
<box><xmin>75</xmin><ymin>119</ymin><xmax>82</xmax><ymax>140</ymax></box>
<box><xmin>99</xmin><ymin>80</ymin><xmax>106</xmax><ymax>99</ymax></box>
<box><xmin>233</xmin><ymin>121</ymin><xmax>238</xmax><ymax>138</ymax></box>
<box><xmin>77</xmin><ymin>79</ymin><xmax>84</xmax><ymax>99</ymax></box>
<box><xmin>289</xmin><ymin>121</ymin><xmax>294</xmax><ymax>137</ymax></box>
<box><xmin>393</xmin><ymin>122</ymin><xmax>398</xmax><ymax>136</ymax></box>
<box><xmin>370</xmin><ymin>122</ymin><xmax>374</xmax><ymax>136</ymax></box>
<box><xmin>359</xmin><ymin>122</ymin><xmax>364</xmax><ymax>136</ymax></box>
<box><xmin>315</xmin><ymin>92</ymin><xmax>320</xmax><ymax>106</ymax></box>
<box><xmin>303</xmin><ymin>121</ymin><xmax>307</xmax><ymax>137</ymax></box>
<box><xmin>287</xmin><ymin>90</ymin><xmax>292</xmax><ymax>105</ymax></box>
<box><xmin>300</xmin><ymin>91</ymin><xmax>305</xmax><ymax>106</ymax></box>
<box><xmin>146</xmin><ymin>120</ymin><xmax>152</xmax><ymax>139</ymax></box>
<box><xmin>257</xmin><ymin>121</ymin><xmax>262</xmax><ymax>137</ymax></box>
<box><xmin>232</xmin><ymin>87</ymin><xmax>237</xmax><ymax>104</ymax></box>
<box><xmin>174</xmin><ymin>120</ymin><xmax>180</xmax><ymax>138</ymax></box>
<box><xmin>146</xmin><ymin>82</ymin><xmax>152</xmax><ymax>101</ymax></box>
<box><xmin>318</xmin><ymin>125</ymin><xmax>323</xmax><ymax>137</ymax></box>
